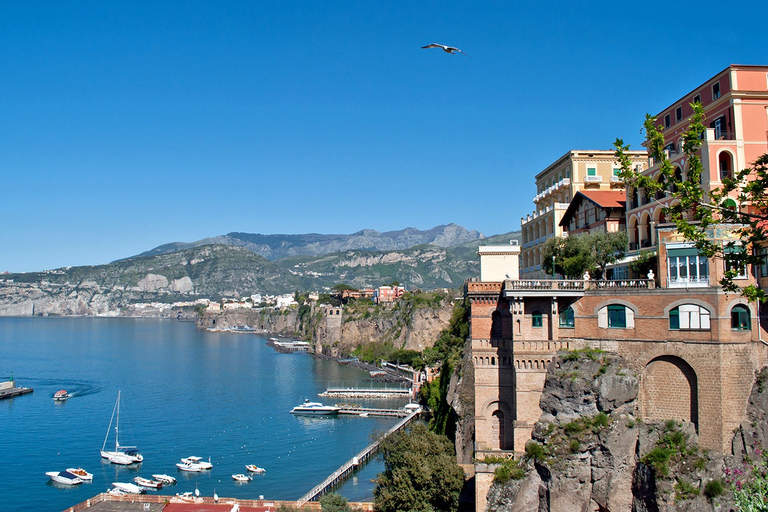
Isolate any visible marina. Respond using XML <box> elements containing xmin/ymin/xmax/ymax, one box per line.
<box><xmin>0</xmin><ymin>317</ymin><xmax>408</xmax><ymax>511</ymax></box>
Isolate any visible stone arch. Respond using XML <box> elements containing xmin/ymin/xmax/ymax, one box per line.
<box><xmin>641</xmin><ymin>355</ymin><xmax>699</xmax><ymax>430</ymax></box>
<box><xmin>483</xmin><ymin>399</ymin><xmax>514</xmax><ymax>450</ymax></box>
<box><xmin>716</xmin><ymin>149</ymin><xmax>735</xmax><ymax>181</ymax></box>
<box><xmin>628</xmin><ymin>215</ymin><xmax>639</xmax><ymax>248</ymax></box>
<box><xmin>639</xmin><ymin>210</ymin><xmax>652</xmax><ymax>247</ymax></box>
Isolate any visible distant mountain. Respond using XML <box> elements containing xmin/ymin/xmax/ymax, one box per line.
<box><xmin>133</xmin><ymin>224</ymin><xmax>484</xmax><ymax>261</ymax></box>
<box><xmin>0</xmin><ymin>229</ymin><xmax>521</xmax><ymax>316</ymax></box>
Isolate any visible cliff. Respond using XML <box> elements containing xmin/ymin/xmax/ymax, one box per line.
<box><xmin>485</xmin><ymin>350</ymin><xmax>746</xmax><ymax>512</ymax></box>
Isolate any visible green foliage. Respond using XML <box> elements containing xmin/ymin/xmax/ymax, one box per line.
<box><xmin>629</xmin><ymin>250</ymin><xmax>657</xmax><ymax>279</ymax></box>
<box><xmin>591</xmin><ymin>412</ymin><xmax>610</xmax><ymax>431</ymax></box>
<box><xmin>320</xmin><ymin>492</ymin><xmax>351</xmax><ymax>512</ymax></box>
<box><xmin>493</xmin><ymin>458</ymin><xmax>526</xmax><ymax>483</ymax></box>
<box><xmin>562</xmin><ymin>347</ymin><xmax>606</xmax><ymax>362</ymax></box>
<box><xmin>332</xmin><ymin>283</ymin><xmax>358</xmax><ymax>292</ymax></box>
<box><xmin>615</xmin><ymin>103</ymin><xmax>768</xmax><ymax>302</ymax></box>
<box><xmin>275</xmin><ymin>505</ymin><xmax>300</xmax><ymax>512</ymax></box>
<box><xmin>643</xmin><ymin>447</ymin><xmax>675</xmax><ymax>477</ymax></box>
<box><xmin>388</xmin><ymin>349</ymin><xmax>424</xmax><ymax>369</ymax></box>
<box><xmin>524</xmin><ymin>441</ymin><xmax>546</xmax><ymax>462</ymax></box>
<box><xmin>374</xmin><ymin>423</ymin><xmax>464</xmax><ymax>512</ymax></box>
<box><xmin>703</xmin><ymin>479</ymin><xmax>724</xmax><ymax>500</ymax></box>
<box><xmin>642</xmin><ymin>425</ymin><xmax>696</xmax><ymax>478</ymax></box>
<box><xmin>569</xmin><ymin>440</ymin><xmax>581</xmax><ymax>453</ymax></box>
<box><xmin>542</xmin><ymin>231</ymin><xmax>627</xmax><ymax>279</ymax></box>
<box><xmin>674</xmin><ymin>478</ymin><xmax>700</xmax><ymax>502</ymax></box>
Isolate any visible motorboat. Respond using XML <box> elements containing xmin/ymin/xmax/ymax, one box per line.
<box><xmin>134</xmin><ymin>476</ymin><xmax>163</xmax><ymax>489</ymax></box>
<box><xmin>232</xmin><ymin>474</ymin><xmax>252</xmax><ymax>482</ymax></box>
<box><xmin>152</xmin><ymin>474</ymin><xmax>177</xmax><ymax>485</ymax></box>
<box><xmin>107</xmin><ymin>487</ymin><xmax>127</xmax><ymax>497</ymax></box>
<box><xmin>101</xmin><ymin>391</ymin><xmax>143</xmax><ymax>464</ymax></box>
<box><xmin>245</xmin><ymin>464</ymin><xmax>266</xmax><ymax>473</ymax></box>
<box><xmin>290</xmin><ymin>399</ymin><xmax>340</xmax><ymax>415</ymax></box>
<box><xmin>53</xmin><ymin>390</ymin><xmax>69</xmax><ymax>401</ymax></box>
<box><xmin>65</xmin><ymin>467</ymin><xmax>93</xmax><ymax>481</ymax></box>
<box><xmin>176</xmin><ymin>461</ymin><xmax>203</xmax><ymax>472</ymax></box>
<box><xmin>180</xmin><ymin>456</ymin><xmax>212</xmax><ymax>469</ymax></box>
<box><xmin>112</xmin><ymin>482</ymin><xmax>146</xmax><ymax>494</ymax></box>
<box><xmin>46</xmin><ymin>470</ymin><xmax>83</xmax><ymax>485</ymax></box>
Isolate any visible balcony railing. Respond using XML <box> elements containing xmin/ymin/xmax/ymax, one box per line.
<box><xmin>584</xmin><ymin>175</ymin><xmax>603</xmax><ymax>183</ymax></box>
<box><xmin>505</xmin><ymin>279</ymin><xmax>654</xmax><ymax>293</ymax></box>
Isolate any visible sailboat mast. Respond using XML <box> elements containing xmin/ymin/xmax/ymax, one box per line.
<box><xmin>102</xmin><ymin>390</ymin><xmax>120</xmax><ymax>451</ymax></box>
<box><xmin>115</xmin><ymin>390</ymin><xmax>121</xmax><ymax>450</ymax></box>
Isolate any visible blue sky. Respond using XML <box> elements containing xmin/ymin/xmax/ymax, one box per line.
<box><xmin>2</xmin><ymin>1</ymin><xmax>767</xmax><ymax>272</ymax></box>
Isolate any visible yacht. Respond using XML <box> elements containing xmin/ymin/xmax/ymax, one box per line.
<box><xmin>290</xmin><ymin>399</ymin><xmax>340</xmax><ymax>415</ymax></box>
<box><xmin>152</xmin><ymin>474</ymin><xmax>177</xmax><ymax>485</ymax></box>
<box><xmin>176</xmin><ymin>461</ymin><xmax>203</xmax><ymax>472</ymax></box>
<box><xmin>232</xmin><ymin>474</ymin><xmax>252</xmax><ymax>482</ymax></box>
<box><xmin>112</xmin><ymin>482</ymin><xmax>146</xmax><ymax>494</ymax></box>
<box><xmin>180</xmin><ymin>456</ymin><xmax>212</xmax><ymax>469</ymax></box>
<box><xmin>46</xmin><ymin>471</ymin><xmax>83</xmax><ymax>485</ymax></box>
<box><xmin>245</xmin><ymin>464</ymin><xmax>266</xmax><ymax>473</ymax></box>
<box><xmin>101</xmin><ymin>391</ymin><xmax>143</xmax><ymax>463</ymax></box>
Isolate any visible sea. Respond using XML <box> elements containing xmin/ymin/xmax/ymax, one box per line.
<box><xmin>0</xmin><ymin>317</ymin><xmax>409</xmax><ymax>511</ymax></box>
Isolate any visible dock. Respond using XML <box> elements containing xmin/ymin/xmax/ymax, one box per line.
<box><xmin>0</xmin><ymin>378</ymin><xmax>33</xmax><ymax>400</ymax></box>
<box><xmin>296</xmin><ymin>411</ymin><xmax>420</xmax><ymax>506</ymax></box>
<box><xmin>338</xmin><ymin>406</ymin><xmax>411</xmax><ymax>417</ymax></box>
<box><xmin>320</xmin><ymin>386</ymin><xmax>412</xmax><ymax>398</ymax></box>
<box><xmin>267</xmin><ymin>338</ymin><xmax>311</xmax><ymax>353</ymax></box>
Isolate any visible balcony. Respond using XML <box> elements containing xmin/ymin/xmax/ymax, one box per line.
<box><xmin>584</xmin><ymin>175</ymin><xmax>603</xmax><ymax>183</ymax></box>
<box><xmin>503</xmin><ymin>278</ymin><xmax>654</xmax><ymax>298</ymax></box>
<box><xmin>667</xmin><ymin>276</ymin><xmax>709</xmax><ymax>288</ymax></box>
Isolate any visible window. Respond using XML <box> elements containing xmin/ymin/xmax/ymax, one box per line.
<box><xmin>676</xmin><ymin>106</ymin><xmax>683</xmax><ymax>122</ymax></box>
<box><xmin>613</xmin><ymin>168</ymin><xmax>621</xmax><ymax>176</ymax></box>
<box><xmin>712</xmin><ymin>116</ymin><xmax>726</xmax><ymax>139</ymax></box>
<box><xmin>607</xmin><ymin>305</ymin><xmax>626</xmax><ymax>328</ymax></box>
<box><xmin>559</xmin><ymin>307</ymin><xmax>574</xmax><ymax>328</ymax></box>
<box><xmin>712</xmin><ymin>81</ymin><xmax>721</xmax><ymax>100</ymax></box>
<box><xmin>664</xmin><ymin>114</ymin><xmax>671</xmax><ymax>128</ymax></box>
<box><xmin>669</xmin><ymin>305</ymin><xmax>711</xmax><ymax>330</ymax></box>
<box><xmin>667</xmin><ymin>247</ymin><xmax>709</xmax><ymax>287</ymax></box>
<box><xmin>532</xmin><ymin>311</ymin><xmax>543</xmax><ymax>327</ymax></box>
<box><xmin>725</xmin><ymin>246</ymin><xmax>748</xmax><ymax>279</ymax></box>
<box><xmin>759</xmin><ymin>247</ymin><xmax>768</xmax><ymax>278</ymax></box>
<box><xmin>693</xmin><ymin>94</ymin><xmax>701</xmax><ymax>104</ymax></box>
<box><xmin>587</xmin><ymin>167</ymin><xmax>596</xmax><ymax>176</ymax></box>
<box><xmin>731</xmin><ymin>305</ymin><xmax>751</xmax><ymax>330</ymax></box>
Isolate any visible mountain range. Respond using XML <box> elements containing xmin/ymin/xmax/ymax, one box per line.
<box><xmin>0</xmin><ymin>225</ymin><xmax>520</xmax><ymax>315</ymax></box>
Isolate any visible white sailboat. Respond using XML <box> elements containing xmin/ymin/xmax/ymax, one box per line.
<box><xmin>101</xmin><ymin>390</ymin><xmax>143</xmax><ymax>464</ymax></box>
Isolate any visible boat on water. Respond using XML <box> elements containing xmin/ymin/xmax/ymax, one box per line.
<box><xmin>152</xmin><ymin>474</ymin><xmax>177</xmax><ymax>485</ymax></box>
<box><xmin>101</xmin><ymin>391</ymin><xmax>143</xmax><ymax>464</ymax></box>
<box><xmin>53</xmin><ymin>390</ymin><xmax>69</xmax><ymax>401</ymax></box>
<box><xmin>107</xmin><ymin>487</ymin><xmax>127</xmax><ymax>497</ymax></box>
<box><xmin>180</xmin><ymin>456</ymin><xmax>212</xmax><ymax>469</ymax></box>
<box><xmin>65</xmin><ymin>468</ymin><xmax>93</xmax><ymax>481</ymax></box>
<box><xmin>232</xmin><ymin>474</ymin><xmax>252</xmax><ymax>482</ymax></box>
<box><xmin>176</xmin><ymin>461</ymin><xmax>203</xmax><ymax>472</ymax></box>
<box><xmin>290</xmin><ymin>399</ymin><xmax>340</xmax><ymax>415</ymax></box>
<box><xmin>46</xmin><ymin>470</ymin><xmax>83</xmax><ymax>485</ymax></box>
<box><xmin>112</xmin><ymin>482</ymin><xmax>146</xmax><ymax>494</ymax></box>
<box><xmin>245</xmin><ymin>464</ymin><xmax>266</xmax><ymax>473</ymax></box>
<box><xmin>134</xmin><ymin>476</ymin><xmax>162</xmax><ymax>489</ymax></box>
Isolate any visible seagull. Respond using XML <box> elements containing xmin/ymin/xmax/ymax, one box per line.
<box><xmin>421</xmin><ymin>43</ymin><xmax>469</xmax><ymax>57</ymax></box>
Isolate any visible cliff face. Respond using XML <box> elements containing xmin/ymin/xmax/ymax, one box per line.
<box><xmin>486</xmin><ymin>351</ymin><xmax>741</xmax><ymax>512</ymax></box>
<box><xmin>197</xmin><ymin>300</ymin><xmax>454</xmax><ymax>357</ymax></box>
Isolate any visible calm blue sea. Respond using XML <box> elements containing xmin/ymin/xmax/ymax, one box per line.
<box><xmin>0</xmin><ymin>317</ymin><xmax>407</xmax><ymax>511</ymax></box>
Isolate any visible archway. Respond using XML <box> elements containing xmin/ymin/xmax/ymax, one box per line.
<box><xmin>492</xmin><ymin>410</ymin><xmax>506</xmax><ymax>449</ymax></box>
<box><xmin>641</xmin><ymin>355</ymin><xmax>698</xmax><ymax>430</ymax></box>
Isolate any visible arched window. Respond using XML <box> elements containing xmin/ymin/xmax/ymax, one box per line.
<box><xmin>669</xmin><ymin>305</ymin><xmax>711</xmax><ymax>330</ymax></box>
<box><xmin>559</xmin><ymin>306</ymin><xmax>575</xmax><ymax>328</ymax></box>
<box><xmin>731</xmin><ymin>305</ymin><xmax>751</xmax><ymax>331</ymax></box>
<box><xmin>532</xmin><ymin>311</ymin><xmax>543</xmax><ymax>328</ymax></box>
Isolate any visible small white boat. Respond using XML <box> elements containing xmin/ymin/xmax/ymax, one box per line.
<box><xmin>152</xmin><ymin>474</ymin><xmax>177</xmax><ymax>485</ymax></box>
<box><xmin>107</xmin><ymin>487</ymin><xmax>127</xmax><ymax>497</ymax></box>
<box><xmin>232</xmin><ymin>474</ymin><xmax>252</xmax><ymax>482</ymax></box>
<box><xmin>65</xmin><ymin>468</ymin><xmax>93</xmax><ymax>481</ymax></box>
<box><xmin>290</xmin><ymin>399</ymin><xmax>340</xmax><ymax>415</ymax></box>
<box><xmin>46</xmin><ymin>471</ymin><xmax>83</xmax><ymax>485</ymax></box>
<box><xmin>176</xmin><ymin>461</ymin><xmax>203</xmax><ymax>472</ymax></box>
<box><xmin>245</xmin><ymin>464</ymin><xmax>266</xmax><ymax>473</ymax></box>
<box><xmin>181</xmin><ymin>456</ymin><xmax>212</xmax><ymax>469</ymax></box>
<box><xmin>108</xmin><ymin>454</ymin><xmax>135</xmax><ymax>465</ymax></box>
<box><xmin>134</xmin><ymin>476</ymin><xmax>163</xmax><ymax>489</ymax></box>
<box><xmin>112</xmin><ymin>482</ymin><xmax>146</xmax><ymax>494</ymax></box>
<box><xmin>53</xmin><ymin>390</ymin><xmax>69</xmax><ymax>401</ymax></box>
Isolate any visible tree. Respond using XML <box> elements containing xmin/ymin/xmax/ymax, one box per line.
<box><xmin>615</xmin><ymin>102</ymin><xmax>768</xmax><ymax>301</ymax></box>
<box><xmin>542</xmin><ymin>231</ymin><xmax>627</xmax><ymax>279</ymax></box>
<box><xmin>319</xmin><ymin>492</ymin><xmax>351</xmax><ymax>512</ymax></box>
<box><xmin>332</xmin><ymin>283</ymin><xmax>358</xmax><ymax>292</ymax></box>
<box><xmin>374</xmin><ymin>423</ymin><xmax>464</xmax><ymax>512</ymax></box>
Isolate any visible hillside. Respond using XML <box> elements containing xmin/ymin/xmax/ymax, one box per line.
<box><xmin>0</xmin><ymin>229</ymin><xmax>520</xmax><ymax>316</ymax></box>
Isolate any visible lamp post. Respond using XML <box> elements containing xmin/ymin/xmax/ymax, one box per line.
<box><xmin>552</xmin><ymin>255</ymin><xmax>556</xmax><ymax>280</ymax></box>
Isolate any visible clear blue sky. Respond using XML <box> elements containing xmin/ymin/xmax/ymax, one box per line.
<box><xmin>2</xmin><ymin>1</ymin><xmax>767</xmax><ymax>272</ymax></box>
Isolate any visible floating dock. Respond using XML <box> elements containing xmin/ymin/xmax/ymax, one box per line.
<box><xmin>267</xmin><ymin>338</ymin><xmax>311</xmax><ymax>353</ymax></box>
<box><xmin>320</xmin><ymin>387</ymin><xmax>412</xmax><ymax>398</ymax></box>
<box><xmin>0</xmin><ymin>379</ymin><xmax>33</xmax><ymax>400</ymax></box>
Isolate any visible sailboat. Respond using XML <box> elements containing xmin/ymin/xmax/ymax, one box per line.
<box><xmin>101</xmin><ymin>390</ymin><xmax>143</xmax><ymax>464</ymax></box>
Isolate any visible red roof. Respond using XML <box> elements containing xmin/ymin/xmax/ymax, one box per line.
<box><xmin>576</xmin><ymin>190</ymin><xmax>626</xmax><ymax>208</ymax></box>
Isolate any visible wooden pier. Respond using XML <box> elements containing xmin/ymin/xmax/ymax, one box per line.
<box><xmin>296</xmin><ymin>411</ymin><xmax>420</xmax><ymax>506</ymax></box>
<box><xmin>320</xmin><ymin>386</ymin><xmax>412</xmax><ymax>398</ymax></box>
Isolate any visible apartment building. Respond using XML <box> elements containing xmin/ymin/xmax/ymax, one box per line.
<box><xmin>520</xmin><ymin>150</ymin><xmax>647</xmax><ymax>278</ymax></box>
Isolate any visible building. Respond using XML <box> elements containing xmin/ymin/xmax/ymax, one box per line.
<box><xmin>477</xmin><ymin>241</ymin><xmax>520</xmax><ymax>282</ymax></box>
<box><xmin>520</xmin><ymin>150</ymin><xmax>647</xmax><ymax>278</ymax></box>
<box><xmin>559</xmin><ymin>190</ymin><xmax>627</xmax><ymax>236</ymax></box>
<box><xmin>374</xmin><ymin>285</ymin><xmax>405</xmax><ymax>303</ymax></box>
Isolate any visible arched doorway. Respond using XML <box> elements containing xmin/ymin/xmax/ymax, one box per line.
<box><xmin>492</xmin><ymin>410</ymin><xmax>507</xmax><ymax>450</ymax></box>
<box><xmin>641</xmin><ymin>355</ymin><xmax>698</xmax><ymax>430</ymax></box>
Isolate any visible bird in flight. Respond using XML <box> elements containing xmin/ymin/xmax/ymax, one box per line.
<box><xmin>421</xmin><ymin>43</ymin><xmax>470</xmax><ymax>57</ymax></box>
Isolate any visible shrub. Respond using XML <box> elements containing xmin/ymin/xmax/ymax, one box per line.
<box><xmin>569</xmin><ymin>440</ymin><xmax>581</xmax><ymax>453</ymax></box>
<box><xmin>493</xmin><ymin>458</ymin><xmax>525</xmax><ymax>483</ymax></box>
<box><xmin>564</xmin><ymin>421</ymin><xmax>583</xmax><ymax>436</ymax></box>
<box><xmin>524</xmin><ymin>441</ymin><xmax>545</xmax><ymax>462</ymax></box>
<box><xmin>643</xmin><ymin>447</ymin><xmax>675</xmax><ymax>477</ymax></box>
<box><xmin>591</xmin><ymin>412</ymin><xmax>610</xmax><ymax>431</ymax></box>
<box><xmin>704</xmin><ymin>479</ymin><xmax>725</xmax><ymax>500</ymax></box>
<box><xmin>674</xmin><ymin>478</ymin><xmax>700</xmax><ymax>501</ymax></box>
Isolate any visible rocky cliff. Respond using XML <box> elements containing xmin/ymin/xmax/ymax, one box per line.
<box><xmin>485</xmin><ymin>349</ymin><xmax>752</xmax><ymax>512</ymax></box>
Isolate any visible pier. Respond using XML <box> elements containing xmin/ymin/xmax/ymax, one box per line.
<box><xmin>338</xmin><ymin>406</ymin><xmax>411</xmax><ymax>417</ymax></box>
<box><xmin>320</xmin><ymin>386</ymin><xmax>412</xmax><ymax>398</ymax></box>
<box><xmin>296</xmin><ymin>411</ymin><xmax>420</xmax><ymax>506</ymax></box>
